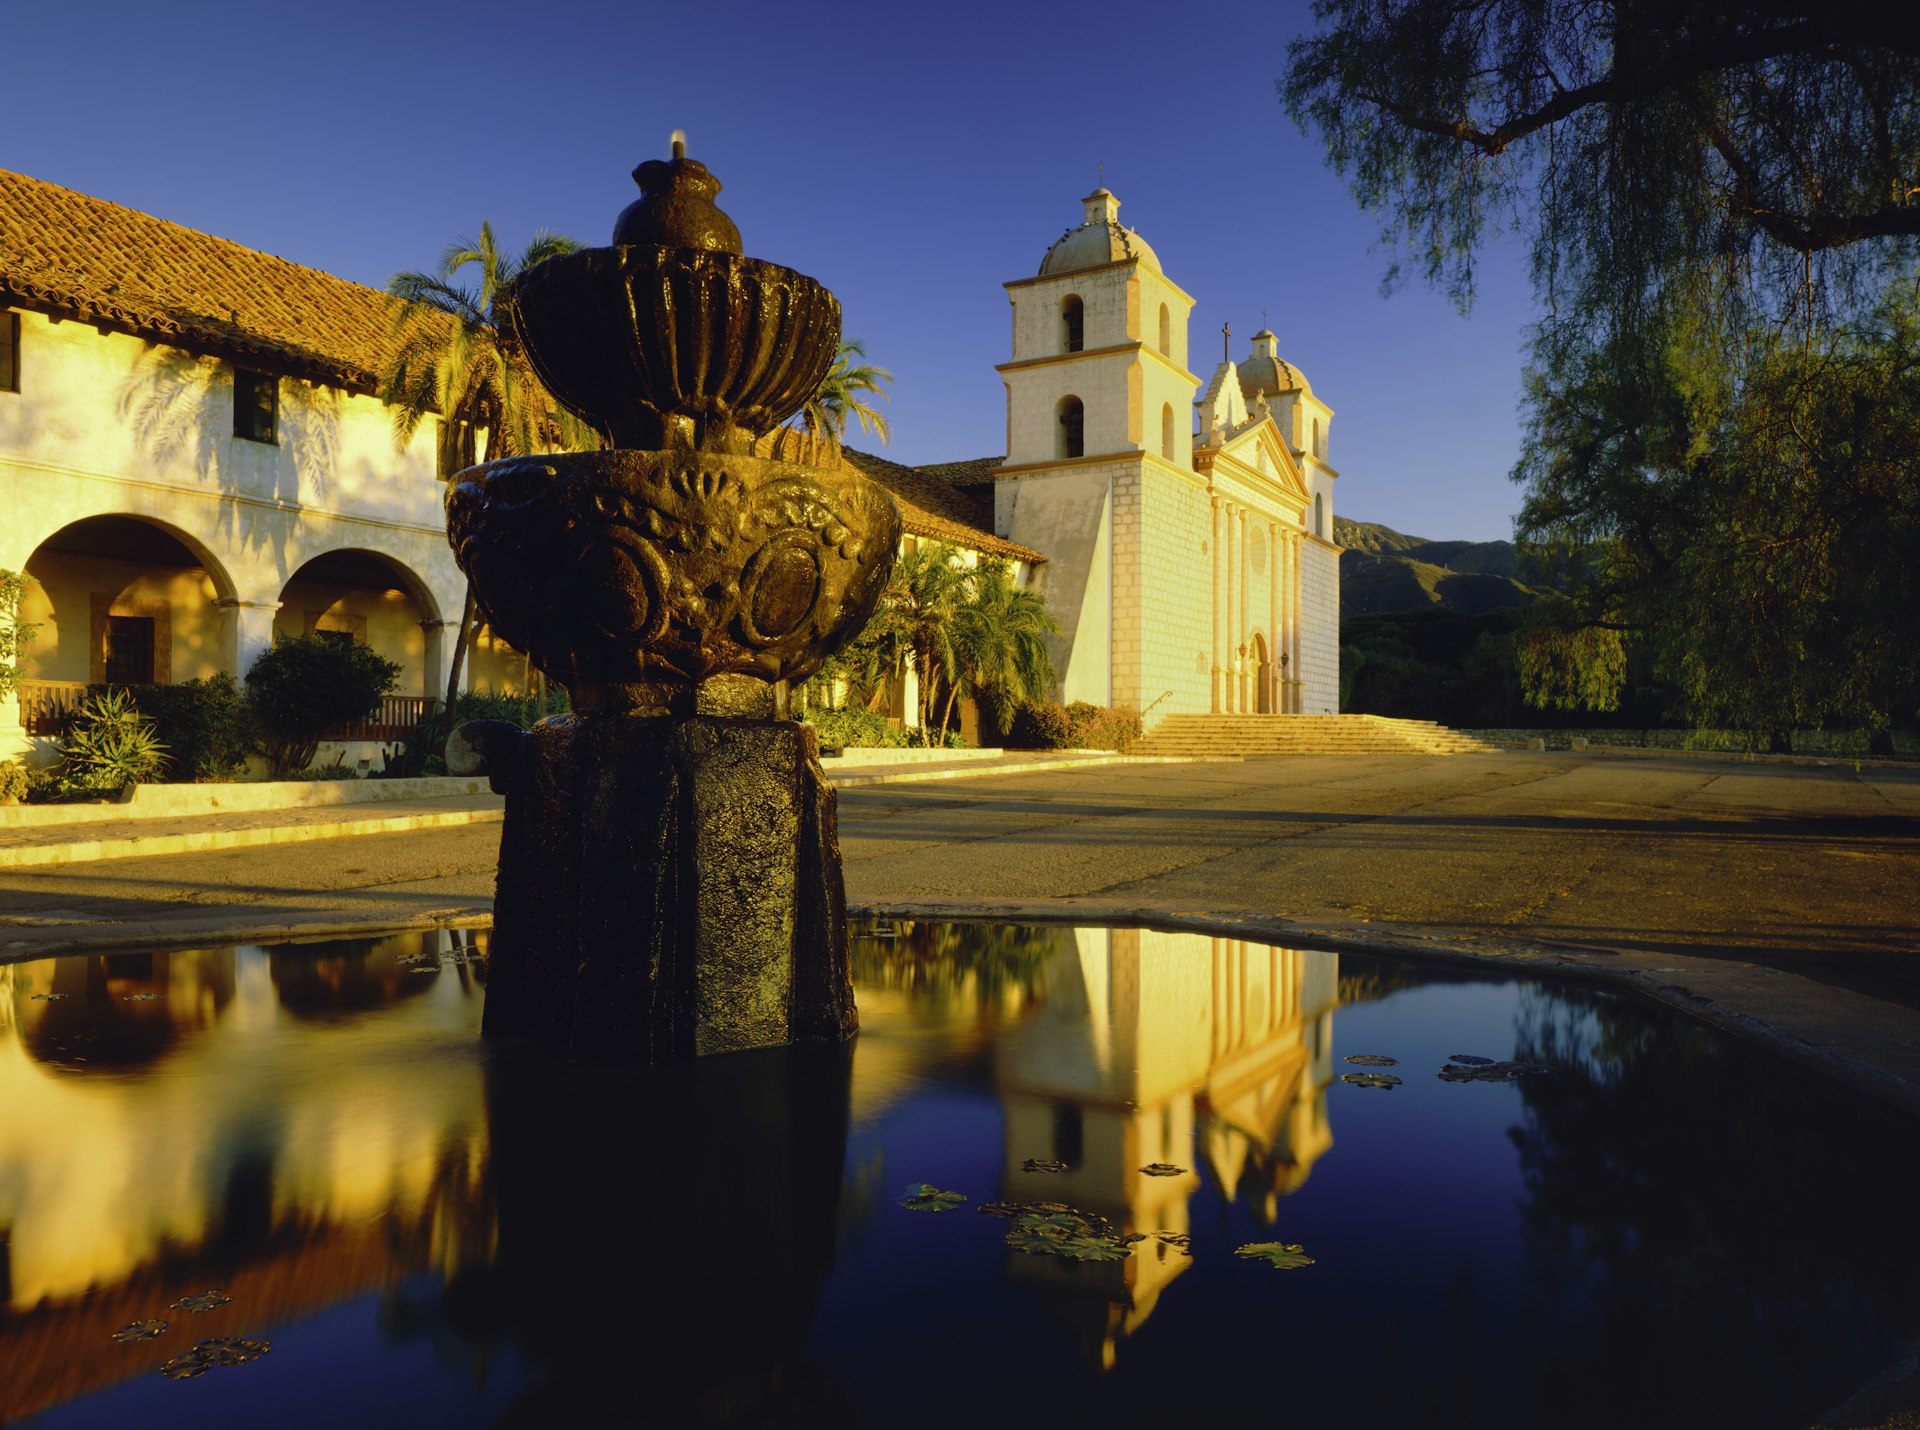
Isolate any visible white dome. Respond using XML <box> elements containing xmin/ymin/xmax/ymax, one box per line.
<box><xmin>1038</xmin><ymin>189</ymin><xmax>1162</xmax><ymax>277</ymax></box>
<box><xmin>1237</xmin><ymin>328</ymin><xmax>1310</xmax><ymax>399</ymax></box>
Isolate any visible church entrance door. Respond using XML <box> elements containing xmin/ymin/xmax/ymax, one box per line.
<box><xmin>1253</xmin><ymin>633</ymin><xmax>1273</xmax><ymax>714</ymax></box>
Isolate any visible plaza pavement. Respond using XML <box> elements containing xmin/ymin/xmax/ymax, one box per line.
<box><xmin>2</xmin><ymin>748</ymin><xmax>1917</xmax><ymax>1122</ymax></box>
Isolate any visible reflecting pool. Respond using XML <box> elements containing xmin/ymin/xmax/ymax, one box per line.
<box><xmin>1</xmin><ymin>925</ymin><xmax>1915</xmax><ymax>1428</ymax></box>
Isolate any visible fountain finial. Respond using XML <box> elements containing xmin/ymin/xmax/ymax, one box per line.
<box><xmin>614</xmin><ymin>132</ymin><xmax>741</xmax><ymax>254</ymax></box>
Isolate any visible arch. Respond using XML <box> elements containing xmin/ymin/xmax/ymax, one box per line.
<box><xmin>1312</xmin><ymin>417</ymin><xmax>1323</xmax><ymax>458</ymax></box>
<box><xmin>1160</xmin><ymin>403</ymin><xmax>1175</xmax><ymax>460</ymax></box>
<box><xmin>277</xmin><ymin>547</ymin><xmax>441</xmax><ymax>700</ymax></box>
<box><xmin>1060</xmin><ymin>294</ymin><xmax>1085</xmax><ymax>354</ymax></box>
<box><xmin>1057</xmin><ymin>396</ymin><xmax>1085</xmax><ymax>459</ymax></box>
<box><xmin>20</xmin><ymin>514</ymin><xmax>238</xmax><ymax>690</ymax></box>
<box><xmin>280</xmin><ymin>546</ymin><xmax>443</xmax><ymax>625</ymax></box>
<box><xmin>1252</xmin><ymin>632</ymin><xmax>1273</xmax><ymax>713</ymax></box>
<box><xmin>21</xmin><ymin>510</ymin><xmax>237</xmax><ymax>603</ymax></box>
<box><xmin>1158</xmin><ymin>302</ymin><xmax>1171</xmax><ymax>356</ymax></box>
<box><xmin>1313</xmin><ymin>493</ymin><xmax>1325</xmax><ymax>537</ymax></box>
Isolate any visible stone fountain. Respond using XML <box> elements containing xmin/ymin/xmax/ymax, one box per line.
<box><xmin>442</xmin><ymin>140</ymin><xmax>900</xmax><ymax>1062</ymax></box>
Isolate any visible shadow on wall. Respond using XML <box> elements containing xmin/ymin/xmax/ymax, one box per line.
<box><xmin>114</xmin><ymin>343</ymin><xmax>343</xmax><ymax>574</ymax></box>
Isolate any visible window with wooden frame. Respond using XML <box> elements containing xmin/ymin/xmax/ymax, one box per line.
<box><xmin>0</xmin><ymin>309</ymin><xmax>19</xmax><ymax>393</ymax></box>
<box><xmin>234</xmin><ymin>367</ymin><xmax>278</xmax><ymax>443</ymax></box>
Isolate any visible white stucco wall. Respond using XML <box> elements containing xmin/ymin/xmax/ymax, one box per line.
<box><xmin>1298</xmin><ymin>536</ymin><xmax>1341</xmax><ymax>713</ymax></box>
<box><xmin>0</xmin><ymin>312</ymin><xmax>460</xmax><ymax>620</ymax></box>
<box><xmin>998</xmin><ymin>465</ymin><xmax>1117</xmax><ymax>704</ymax></box>
<box><xmin>1132</xmin><ymin>462</ymin><xmax>1213</xmax><ymax>721</ymax></box>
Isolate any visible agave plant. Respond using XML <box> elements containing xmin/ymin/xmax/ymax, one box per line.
<box><xmin>57</xmin><ymin>688</ymin><xmax>168</xmax><ymax>791</ymax></box>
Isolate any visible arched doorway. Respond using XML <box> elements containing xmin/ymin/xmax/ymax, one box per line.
<box><xmin>1252</xmin><ymin>633</ymin><xmax>1273</xmax><ymax>714</ymax></box>
<box><xmin>277</xmin><ymin>549</ymin><xmax>436</xmax><ymax>683</ymax></box>
<box><xmin>18</xmin><ymin>515</ymin><xmax>233</xmax><ymax>733</ymax></box>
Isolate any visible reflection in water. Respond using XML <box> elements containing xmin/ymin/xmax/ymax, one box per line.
<box><xmin>2</xmin><ymin>926</ymin><xmax>1916</xmax><ymax>1429</ymax></box>
<box><xmin>0</xmin><ymin>933</ymin><xmax>494</xmax><ymax>1424</ymax></box>
<box><xmin>991</xmin><ymin>928</ymin><xmax>1337</xmax><ymax>1367</ymax></box>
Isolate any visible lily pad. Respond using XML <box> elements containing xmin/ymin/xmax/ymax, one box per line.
<box><xmin>1340</xmin><ymin>1072</ymin><xmax>1403</xmax><ymax>1089</ymax></box>
<box><xmin>1021</xmin><ymin>1158</ymin><xmax>1068</xmax><ymax>1173</ymax></box>
<box><xmin>111</xmin><ymin>1320</ymin><xmax>168</xmax><ymax>1343</ymax></box>
<box><xmin>899</xmin><ymin>1183</ymin><xmax>968</xmax><ymax>1212</ymax></box>
<box><xmin>1155</xmin><ymin>1232</ymin><xmax>1193</xmax><ymax>1254</ymax></box>
<box><xmin>1235</xmin><ymin>1241</ymin><xmax>1315</xmax><ymax>1270</ymax></box>
<box><xmin>1051</xmin><ymin>1234</ymin><xmax>1133</xmax><ymax>1262</ymax></box>
<box><xmin>170</xmin><ymin>1291</ymin><xmax>233</xmax><ymax>1314</ymax></box>
<box><xmin>1448</xmin><ymin>1054</ymin><xmax>1495</xmax><ymax>1065</ymax></box>
<box><xmin>29</xmin><ymin>993</ymin><xmax>66</xmax><ymax>1001</ymax></box>
<box><xmin>123</xmin><ymin>993</ymin><xmax>160</xmax><ymax>1002</ymax></box>
<box><xmin>1437</xmin><ymin>1070</ymin><xmax>1477</xmax><ymax>1083</ymax></box>
<box><xmin>1139</xmin><ymin>1162</ymin><xmax>1186</xmax><ymax>1177</ymax></box>
<box><xmin>158</xmin><ymin>1337</ymin><xmax>271</xmax><ymax>1380</ymax></box>
<box><xmin>1343</xmin><ymin>1054</ymin><xmax>1399</xmax><ymax>1066</ymax></box>
<box><xmin>1004</xmin><ymin>1207</ymin><xmax>1135</xmax><ymax>1262</ymax></box>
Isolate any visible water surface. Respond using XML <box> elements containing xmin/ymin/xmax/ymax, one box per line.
<box><xmin>1</xmin><ymin>925</ymin><xmax>1914</xmax><ymax>1428</ymax></box>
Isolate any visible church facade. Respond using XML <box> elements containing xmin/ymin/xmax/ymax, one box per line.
<box><xmin>988</xmin><ymin>189</ymin><xmax>1341</xmax><ymax>721</ymax></box>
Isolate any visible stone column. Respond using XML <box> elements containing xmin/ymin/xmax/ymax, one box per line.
<box><xmin>1210</xmin><ymin>496</ymin><xmax>1225</xmax><ymax>713</ymax></box>
<box><xmin>1289</xmin><ymin>533</ymin><xmax>1304</xmax><ymax>713</ymax></box>
<box><xmin>1236</xmin><ymin>507</ymin><xmax>1251</xmax><ymax>713</ymax></box>
<box><xmin>1268</xmin><ymin>520</ymin><xmax>1282</xmax><ymax>715</ymax></box>
<box><xmin>420</xmin><ymin>618</ymin><xmax>453</xmax><ymax>705</ymax></box>
<box><xmin>1277</xmin><ymin>533</ymin><xmax>1293</xmax><ymax>714</ymax></box>
<box><xmin>216</xmin><ymin>599</ymin><xmax>281</xmax><ymax>683</ymax></box>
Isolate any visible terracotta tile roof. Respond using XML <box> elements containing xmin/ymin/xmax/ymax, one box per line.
<box><xmin>755</xmin><ymin>430</ymin><xmax>1042</xmax><ymax>564</ymax></box>
<box><xmin>917</xmin><ymin>455</ymin><xmax>1004</xmax><ymax>490</ymax></box>
<box><xmin>0</xmin><ymin>168</ymin><xmax>400</xmax><ymax>393</ymax></box>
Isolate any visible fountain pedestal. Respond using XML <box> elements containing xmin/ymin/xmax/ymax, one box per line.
<box><xmin>445</xmin><ymin>143</ymin><xmax>897</xmax><ymax>1062</ymax></box>
<box><xmin>480</xmin><ymin>714</ymin><xmax>853</xmax><ymax>1060</ymax></box>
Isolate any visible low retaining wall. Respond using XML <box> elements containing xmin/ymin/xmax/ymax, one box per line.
<box><xmin>0</xmin><ymin>775</ymin><xmax>494</xmax><ymax>827</ymax></box>
<box><xmin>819</xmin><ymin>747</ymin><xmax>1012</xmax><ymax>767</ymax></box>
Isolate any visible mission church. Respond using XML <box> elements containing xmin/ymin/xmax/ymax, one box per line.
<box><xmin>0</xmin><ymin>168</ymin><xmax>1338</xmax><ymax>764</ymax></box>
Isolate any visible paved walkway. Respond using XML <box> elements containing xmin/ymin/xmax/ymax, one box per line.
<box><xmin>2</xmin><ymin>748</ymin><xmax>1916</xmax><ymax>1114</ymax></box>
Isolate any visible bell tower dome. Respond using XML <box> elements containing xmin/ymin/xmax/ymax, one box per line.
<box><xmin>998</xmin><ymin>189</ymin><xmax>1197</xmax><ymax>468</ymax></box>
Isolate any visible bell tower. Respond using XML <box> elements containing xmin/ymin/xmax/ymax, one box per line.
<box><xmin>992</xmin><ymin>190</ymin><xmax>1200</xmax><ymax>709</ymax></box>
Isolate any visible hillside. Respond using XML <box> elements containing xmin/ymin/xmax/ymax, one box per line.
<box><xmin>1334</xmin><ymin>517</ymin><xmax>1542</xmax><ymax>617</ymax></box>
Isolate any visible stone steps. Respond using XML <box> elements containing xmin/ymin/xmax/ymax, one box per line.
<box><xmin>1134</xmin><ymin>714</ymin><xmax>1499</xmax><ymax>758</ymax></box>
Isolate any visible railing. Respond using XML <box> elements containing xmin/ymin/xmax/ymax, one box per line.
<box><xmin>18</xmin><ymin>680</ymin><xmax>88</xmax><ymax>735</ymax></box>
<box><xmin>16</xmin><ymin>682</ymin><xmax>438</xmax><ymax>743</ymax></box>
<box><xmin>322</xmin><ymin>695</ymin><xmax>439</xmax><ymax>742</ymax></box>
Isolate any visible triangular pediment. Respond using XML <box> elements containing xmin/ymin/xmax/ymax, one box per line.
<box><xmin>1214</xmin><ymin>416</ymin><xmax>1309</xmax><ymax>505</ymax></box>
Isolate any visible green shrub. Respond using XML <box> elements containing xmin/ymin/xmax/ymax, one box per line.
<box><xmin>122</xmin><ymin>674</ymin><xmax>253</xmax><ymax>781</ymax></box>
<box><xmin>301</xmin><ymin>761</ymin><xmax>362</xmax><ymax>781</ymax></box>
<box><xmin>247</xmin><ymin>635</ymin><xmax>401</xmax><ymax>777</ymax></box>
<box><xmin>1007</xmin><ymin>700</ymin><xmax>1140</xmax><ymax>751</ymax></box>
<box><xmin>807</xmin><ymin>706</ymin><xmax>911</xmax><ymax>750</ymax></box>
<box><xmin>0</xmin><ymin>759</ymin><xmax>28</xmax><ymax>804</ymax></box>
<box><xmin>56</xmin><ymin>688</ymin><xmax>168</xmax><ymax>791</ymax></box>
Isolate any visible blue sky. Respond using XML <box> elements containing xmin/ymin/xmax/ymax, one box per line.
<box><xmin>9</xmin><ymin>0</ymin><xmax>1540</xmax><ymax>542</ymax></box>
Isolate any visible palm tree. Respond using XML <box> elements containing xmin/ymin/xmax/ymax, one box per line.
<box><xmin>380</xmin><ymin>223</ymin><xmax>599</xmax><ymax>734</ymax></box>
<box><xmin>798</xmin><ymin>339</ymin><xmax>893</xmax><ymax>448</ymax></box>
<box><xmin>883</xmin><ymin>544</ymin><xmax>966</xmax><ymax>743</ymax></box>
<box><xmin>941</xmin><ymin>561</ymin><xmax>1059</xmax><ymax>742</ymax></box>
